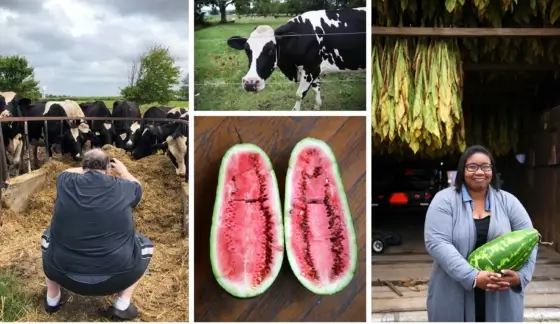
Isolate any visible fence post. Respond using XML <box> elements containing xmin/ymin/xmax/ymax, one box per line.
<box><xmin>0</xmin><ymin>122</ymin><xmax>7</xmax><ymax>223</ymax></box>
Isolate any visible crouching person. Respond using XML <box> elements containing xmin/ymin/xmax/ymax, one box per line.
<box><xmin>40</xmin><ymin>148</ymin><xmax>153</xmax><ymax>320</ymax></box>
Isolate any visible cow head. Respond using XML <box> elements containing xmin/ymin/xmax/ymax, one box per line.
<box><xmin>227</xmin><ymin>25</ymin><xmax>281</xmax><ymax>93</ymax></box>
<box><xmin>60</xmin><ymin>123</ymin><xmax>92</xmax><ymax>161</ymax></box>
<box><xmin>131</xmin><ymin>124</ymin><xmax>161</xmax><ymax>160</ymax></box>
<box><xmin>127</xmin><ymin>122</ymin><xmax>141</xmax><ymax>151</ymax></box>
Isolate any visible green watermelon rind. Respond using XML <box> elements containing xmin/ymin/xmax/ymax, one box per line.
<box><xmin>209</xmin><ymin>143</ymin><xmax>284</xmax><ymax>298</ymax></box>
<box><xmin>467</xmin><ymin>228</ymin><xmax>538</xmax><ymax>272</ymax></box>
<box><xmin>284</xmin><ymin>137</ymin><xmax>358</xmax><ymax>295</ymax></box>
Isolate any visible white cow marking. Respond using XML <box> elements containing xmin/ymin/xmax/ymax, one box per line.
<box><xmin>120</xmin><ymin>133</ymin><xmax>127</xmax><ymax>141</ymax></box>
<box><xmin>103</xmin><ymin>123</ymin><xmax>112</xmax><ymax>130</ymax></box>
<box><xmin>130</xmin><ymin>122</ymin><xmax>140</xmax><ymax>134</ymax></box>
<box><xmin>0</xmin><ymin>91</ymin><xmax>16</xmax><ymax>104</ymax></box>
<box><xmin>166</xmin><ymin>135</ymin><xmax>187</xmax><ymax>176</ymax></box>
<box><xmin>242</xmin><ymin>25</ymin><xmax>276</xmax><ymax>92</ymax></box>
<box><xmin>168</xmin><ymin>107</ymin><xmax>182</xmax><ymax>115</ymax></box>
<box><xmin>70</xmin><ymin>128</ymin><xmax>79</xmax><ymax>140</ymax></box>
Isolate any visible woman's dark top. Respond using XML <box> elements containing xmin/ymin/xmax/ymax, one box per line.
<box><xmin>474</xmin><ymin>216</ymin><xmax>491</xmax><ymax>322</ymax></box>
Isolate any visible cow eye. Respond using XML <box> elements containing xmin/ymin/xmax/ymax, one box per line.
<box><xmin>268</xmin><ymin>48</ymin><xmax>274</xmax><ymax>55</ymax></box>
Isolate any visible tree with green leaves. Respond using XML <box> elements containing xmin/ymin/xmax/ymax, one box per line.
<box><xmin>0</xmin><ymin>55</ymin><xmax>41</xmax><ymax>100</ymax></box>
<box><xmin>120</xmin><ymin>45</ymin><xmax>181</xmax><ymax>105</ymax></box>
<box><xmin>177</xmin><ymin>76</ymin><xmax>189</xmax><ymax>101</ymax></box>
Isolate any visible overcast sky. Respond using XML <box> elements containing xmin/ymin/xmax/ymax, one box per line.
<box><xmin>0</xmin><ymin>0</ymin><xmax>189</xmax><ymax>97</ymax></box>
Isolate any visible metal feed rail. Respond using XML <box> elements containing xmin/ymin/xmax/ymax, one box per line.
<box><xmin>0</xmin><ymin>116</ymin><xmax>189</xmax><ymax>218</ymax></box>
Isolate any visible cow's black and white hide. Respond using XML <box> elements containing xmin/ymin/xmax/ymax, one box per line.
<box><xmin>80</xmin><ymin>101</ymin><xmax>124</xmax><ymax>148</ymax></box>
<box><xmin>148</xmin><ymin>113</ymin><xmax>189</xmax><ymax>178</ymax></box>
<box><xmin>129</xmin><ymin>106</ymin><xmax>182</xmax><ymax>155</ymax></box>
<box><xmin>226</xmin><ymin>7</ymin><xmax>366</xmax><ymax>111</ymax></box>
<box><xmin>111</xmin><ymin>101</ymin><xmax>142</xmax><ymax>151</ymax></box>
<box><xmin>1</xmin><ymin>98</ymin><xmax>94</xmax><ymax>173</ymax></box>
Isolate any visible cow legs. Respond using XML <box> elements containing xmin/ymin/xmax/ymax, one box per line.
<box><xmin>293</xmin><ymin>73</ymin><xmax>313</xmax><ymax>111</ymax></box>
<box><xmin>311</xmin><ymin>81</ymin><xmax>322</xmax><ymax>110</ymax></box>
<box><xmin>33</xmin><ymin>145</ymin><xmax>39</xmax><ymax>168</ymax></box>
<box><xmin>11</xmin><ymin>137</ymin><xmax>24</xmax><ymax>176</ymax></box>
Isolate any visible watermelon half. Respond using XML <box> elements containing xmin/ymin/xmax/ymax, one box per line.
<box><xmin>284</xmin><ymin>137</ymin><xmax>358</xmax><ymax>295</ymax></box>
<box><xmin>210</xmin><ymin>143</ymin><xmax>284</xmax><ymax>298</ymax></box>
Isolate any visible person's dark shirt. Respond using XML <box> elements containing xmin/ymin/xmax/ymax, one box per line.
<box><xmin>47</xmin><ymin>170</ymin><xmax>143</xmax><ymax>275</ymax></box>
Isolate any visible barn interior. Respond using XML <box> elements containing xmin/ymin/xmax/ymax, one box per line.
<box><xmin>371</xmin><ymin>1</ymin><xmax>560</xmax><ymax>321</ymax></box>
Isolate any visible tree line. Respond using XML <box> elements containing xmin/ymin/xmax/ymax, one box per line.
<box><xmin>0</xmin><ymin>45</ymin><xmax>188</xmax><ymax>104</ymax></box>
<box><xmin>195</xmin><ymin>0</ymin><xmax>366</xmax><ymax>24</ymax></box>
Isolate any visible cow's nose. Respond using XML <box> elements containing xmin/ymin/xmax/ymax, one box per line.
<box><xmin>242</xmin><ymin>78</ymin><xmax>260</xmax><ymax>92</ymax></box>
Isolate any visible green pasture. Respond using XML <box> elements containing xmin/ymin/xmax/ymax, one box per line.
<box><xmin>0</xmin><ymin>272</ymin><xmax>33</xmax><ymax>321</ymax></box>
<box><xmin>194</xmin><ymin>15</ymin><xmax>366</xmax><ymax>111</ymax></box>
<box><xmin>46</xmin><ymin>97</ymin><xmax>188</xmax><ymax>113</ymax></box>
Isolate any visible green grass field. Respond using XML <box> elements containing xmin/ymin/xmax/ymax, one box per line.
<box><xmin>0</xmin><ymin>272</ymin><xmax>33</xmax><ymax>321</ymax></box>
<box><xmin>45</xmin><ymin>97</ymin><xmax>188</xmax><ymax>113</ymax></box>
<box><xmin>194</xmin><ymin>15</ymin><xmax>366</xmax><ymax>111</ymax></box>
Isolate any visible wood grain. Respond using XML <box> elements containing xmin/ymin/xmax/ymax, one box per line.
<box><xmin>193</xmin><ymin>116</ymin><xmax>366</xmax><ymax>322</ymax></box>
<box><xmin>371</xmin><ymin>27</ymin><xmax>560</xmax><ymax>37</ymax></box>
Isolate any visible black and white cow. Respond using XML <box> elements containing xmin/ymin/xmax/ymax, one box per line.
<box><xmin>0</xmin><ymin>91</ymin><xmax>18</xmax><ymax>165</ymax></box>
<box><xmin>130</xmin><ymin>108</ymin><xmax>187</xmax><ymax>166</ymax></box>
<box><xmin>145</xmin><ymin>112</ymin><xmax>189</xmax><ymax>178</ymax></box>
<box><xmin>80</xmin><ymin>101</ymin><xmax>120</xmax><ymax>148</ymax></box>
<box><xmin>226</xmin><ymin>7</ymin><xmax>366</xmax><ymax>111</ymax></box>
<box><xmin>2</xmin><ymin>98</ymin><xmax>93</xmax><ymax>171</ymax></box>
<box><xmin>111</xmin><ymin>101</ymin><xmax>142</xmax><ymax>150</ymax></box>
<box><xmin>129</xmin><ymin>106</ymin><xmax>181</xmax><ymax>155</ymax></box>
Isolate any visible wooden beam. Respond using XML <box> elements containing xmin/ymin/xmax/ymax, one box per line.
<box><xmin>463</xmin><ymin>63</ymin><xmax>560</xmax><ymax>71</ymax></box>
<box><xmin>372</xmin><ymin>27</ymin><xmax>560</xmax><ymax>37</ymax></box>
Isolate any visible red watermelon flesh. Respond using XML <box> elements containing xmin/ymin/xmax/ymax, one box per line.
<box><xmin>210</xmin><ymin>144</ymin><xmax>284</xmax><ymax>298</ymax></box>
<box><xmin>285</xmin><ymin>138</ymin><xmax>357</xmax><ymax>295</ymax></box>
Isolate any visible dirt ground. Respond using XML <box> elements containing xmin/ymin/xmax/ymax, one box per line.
<box><xmin>0</xmin><ymin>145</ymin><xmax>188</xmax><ymax>322</ymax></box>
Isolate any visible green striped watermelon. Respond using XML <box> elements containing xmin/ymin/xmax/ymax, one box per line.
<box><xmin>467</xmin><ymin>228</ymin><xmax>541</xmax><ymax>272</ymax></box>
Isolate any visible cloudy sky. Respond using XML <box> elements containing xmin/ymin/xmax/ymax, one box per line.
<box><xmin>0</xmin><ymin>0</ymin><xmax>189</xmax><ymax>97</ymax></box>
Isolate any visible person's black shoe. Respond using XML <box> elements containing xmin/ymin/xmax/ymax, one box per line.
<box><xmin>105</xmin><ymin>303</ymin><xmax>139</xmax><ymax>321</ymax></box>
<box><xmin>43</xmin><ymin>291</ymin><xmax>63</xmax><ymax>314</ymax></box>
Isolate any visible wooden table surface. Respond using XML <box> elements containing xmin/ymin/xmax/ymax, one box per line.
<box><xmin>193</xmin><ymin>116</ymin><xmax>367</xmax><ymax>322</ymax></box>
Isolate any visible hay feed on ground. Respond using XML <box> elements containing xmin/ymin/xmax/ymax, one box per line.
<box><xmin>0</xmin><ymin>145</ymin><xmax>188</xmax><ymax>322</ymax></box>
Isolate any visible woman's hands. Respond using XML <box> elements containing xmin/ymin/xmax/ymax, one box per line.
<box><xmin>475</xmin><ymin>270</ymin><xmax>521</xmax><ymax>291</ymax></box>
<box><xmin>475</xmin><ymin>271</ymin><xmax>508</xmax><ymax>291</ymax></box>
<box><xmin>497</xmin><ymin>269</ymin><xmax>521</xmax><ymax>287</ymax></box>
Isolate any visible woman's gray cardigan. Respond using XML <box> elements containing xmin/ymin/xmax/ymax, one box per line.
<box><xmin>424</xmin><ymin>186</ymin><xmax>538</xmax><ymax>322</ymax></box>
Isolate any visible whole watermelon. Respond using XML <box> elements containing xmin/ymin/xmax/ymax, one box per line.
<box><xmin>467</xmin><ymin>228</ymin><xmax>539</xmax><ymax>272</ymax></box>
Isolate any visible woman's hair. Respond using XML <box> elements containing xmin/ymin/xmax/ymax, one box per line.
<box><xmin>454</xmin><ymin>144</ymin><xmax>501</xmax><ymax>192</ymax></box>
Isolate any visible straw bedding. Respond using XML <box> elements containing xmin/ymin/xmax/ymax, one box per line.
<box><xmin>0</xmin><ymin>145</ymin><xmax>188</xmax><ymax>322</ymax></box>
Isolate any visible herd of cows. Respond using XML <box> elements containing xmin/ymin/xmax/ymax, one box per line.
<box><xmin>0</xmin><ymin>91</ymin><xmax>189</xmax><ymax>181</ymax></box>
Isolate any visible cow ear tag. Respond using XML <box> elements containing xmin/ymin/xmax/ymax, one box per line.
<box><xmin>95</xmin><ymin>132</ymin><xmax>100</xmax><ymax>136</ymax></box>
<box><xmin>157</xmin><ymin>149</ymin><xmax>164</xmax><ymax>155</ymax></box>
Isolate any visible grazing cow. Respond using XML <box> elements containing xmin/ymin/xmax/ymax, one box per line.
<box><xmin>80</xmin><ymin>101</ymin><xmax>119</xmax><ymax>148</ymax></box>
<box><xmin>111</xmin><ymin>101</ymin><xmax>141</xmax><ymax>150</ymax></box>
<box><xmin>226</xmin><ymin>7</ymin><xmax>366</xmax><ymax>111</ymax></box>
<box><xmin>130</xmin><ymin>108</ymin><xmax>187</xmax><ymax>162</ymax></box>
<box><xmin>1</xmin><ymin>91</ymin><xmax>18</xmax><ymax>165</ymax></box>
<box><xmin>144</xmin><ymin>112</ymin><xmax>189</xmax><ymax>178</ymax></box>
<box><xmin>129</xmin><ymin>106</ymin><xmax>175</xmax><ymax>153</ymax></box>
<box><xmin>2</xmin><ymin>98</ymin><xmax>93</xmax><ymax>171</ymax></box>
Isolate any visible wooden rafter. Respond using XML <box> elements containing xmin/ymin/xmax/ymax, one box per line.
<box><xmin>371</xmin><ymin>27</ymin><xmax>560</xmax><ymax>37</ymax></box>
